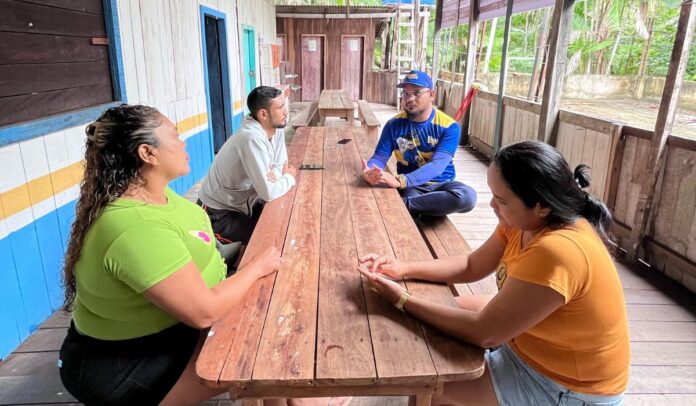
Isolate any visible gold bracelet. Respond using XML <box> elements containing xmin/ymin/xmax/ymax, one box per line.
<box><xmin>396</xmin><ymin>174</ymin><xmax>407</xmax><ymax>189</ymax></box>
<box><xmin>395</xmin><ymin>289</ymin><xmax>411</xmax><ymax>311</ymax></box>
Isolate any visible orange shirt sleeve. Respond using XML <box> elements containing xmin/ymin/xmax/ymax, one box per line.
<box><xmin>506</xmin><ymin>234</ymin><xmax>588</xmax><ymax>303</ymax></box>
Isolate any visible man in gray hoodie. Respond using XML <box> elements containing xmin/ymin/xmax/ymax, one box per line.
<box><xmin>198</xmin><ymin>86</ymin><xmax>297</xmax><ymax>244</ymax></box>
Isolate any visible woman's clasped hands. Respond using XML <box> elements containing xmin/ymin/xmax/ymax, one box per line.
<box><xmin>357</xmin><ymin>253</ymin><xmax>408</xmax><ymax>306</ymax></box>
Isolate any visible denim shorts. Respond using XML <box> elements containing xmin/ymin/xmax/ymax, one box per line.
<box><xmin>59</xmin><ymin>321</ymin><xmax>200</xmax><ymax>406</ymax></box>
<box><xmin>486</xmin><ymin>344</ymin><xmax>624</xmax><ymax>406</ymax></box>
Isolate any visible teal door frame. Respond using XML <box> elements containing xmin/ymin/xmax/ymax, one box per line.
<box><xmin>242</xmin><ymin>26</ymin><xmax>257</xmax><ymax>105</ymax></box>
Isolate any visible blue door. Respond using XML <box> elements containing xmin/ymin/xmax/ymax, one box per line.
<box><xmin>242</xmin><ymin>27</ymin><xmax>257</xmax><ymax>99</ymax></box>
<box><xmin>200</xmin><ymin>7</ymin><xmax>233</xmax><ymax>154</ymax></box>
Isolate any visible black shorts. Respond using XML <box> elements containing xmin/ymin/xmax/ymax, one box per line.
<box><xmin>197</xmin><ymin>199</ymin><xmax>264</xmax><ymax>245</ymax></box>
<box><xmin>59</xmin><ymin>321</ymin><xmax>200</xmax><ymax>406</ymax></box>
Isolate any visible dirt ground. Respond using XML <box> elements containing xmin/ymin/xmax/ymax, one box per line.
<box><xmin>561</xmin><ymin>98</ymin><xmax>696</xmax><ymax>139</ymax></box>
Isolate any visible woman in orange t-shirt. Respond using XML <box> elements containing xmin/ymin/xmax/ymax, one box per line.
<box><xmin>358</xmin><ymin>140</ymin><xmax>629</xmax><ymax>405</ymax></box>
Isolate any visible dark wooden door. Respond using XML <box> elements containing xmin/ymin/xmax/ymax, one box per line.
<box><xmin>204</xmin><ymin>16</ymin><xmax>231</xmax><ymax>153</ymax></box>
<box><xmin>301</xmin><ymin>36</ymin><xmax>323</xmax><ymax>101</ymax></box>
<box><xmin>341</xmin><ymin>36</ymin><xmax>363</xmax><ymax>101</ymax></box>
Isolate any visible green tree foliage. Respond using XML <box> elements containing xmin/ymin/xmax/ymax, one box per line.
<box><xmin>430</xmin><ymin>0</ymin><xmax>694</xmax><ymax>80</ymax></box>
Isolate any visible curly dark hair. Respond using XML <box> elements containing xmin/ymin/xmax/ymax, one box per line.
<box><xmin>63</xmin><ymin>104</ymin><xmax>161</xmax><ymax>310</ymax></box>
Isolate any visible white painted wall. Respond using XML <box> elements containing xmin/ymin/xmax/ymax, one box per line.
<box><xmin>237</xmin><ymin>0</ymin><xmax>279</xmax><ymax>87</ymax></box>
<box><xmin>0</xmin><ymin>0</ymin><xmax>262</xmax><ymax>358</ymax></box>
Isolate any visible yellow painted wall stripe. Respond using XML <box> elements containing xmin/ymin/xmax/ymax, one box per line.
<box><xmin>233</xmin><ymin>100</ymin><xmax>243</xmax><ymax>111</ymax></box>
<box><xmin>0</xmin><ymin>113</ymin><xmax>208</xmax><ymax>222</ymax></box>
<box><xmin>0</xmin><ymin>162</ymin><xmax>84</xmax><ymax>221</ymax></box>
<box><xmin>176</xmin><ymin>113</ymin><xmax>208</xmax><ymax>135</ymax></box>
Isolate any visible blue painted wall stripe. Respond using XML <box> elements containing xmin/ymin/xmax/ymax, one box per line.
<box><xmin>8</xmin><ymin>227</ymin><xmax>52</xmax><ymax>332</ymax></box>
<box><xmin>1</xmin><ymin>129</ymin><xmax>212</xmax><ymax>359</ymax></box>
<box><xmin>33</xmin><ymin>212</ymin><xmax>66</xmax><ymax>309</ymax></box>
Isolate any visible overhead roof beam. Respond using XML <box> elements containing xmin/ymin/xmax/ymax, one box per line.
<box><xmin>276</xmin><ymin>13</ymin><xmax>397</xmax><ymax>19</ymax></box>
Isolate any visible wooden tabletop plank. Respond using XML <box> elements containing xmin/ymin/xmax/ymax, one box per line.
<box><xmin>318</xmin><ymin>89</ymin><xmax>353</xmax><ymax>110</ymax></box>
<box><xmin>315</xmin><ymin>126</ymin><xmax>377</xmax><ymax>385</ymax></box>
<box><xmin>340</xmin><ymin>91</ymin><xmax>352</xmax><ymax>106</ymax></box>
<box><xmin>198</xmin><ymin>127</ymin><xmax>310</xmax><ymax>386</ymax></box>
<box><xmin>252</xmin><ymin>127</ymin><xmax>325</xmax><ymax>384</ymax></box>
<box><xmin>352</xmin><ymin>129</ymin><xmax>486</xmax><ymax>382</ymax></box>
<box><xmin>319</xmin><ymin>90</ymin><xmax>332</xmax><ymax>109</ymax></box>
<box><xmin>330</xmin><ymin>90</ymin><xmax>341</xmax><ymax>108</ymax></box>
<box><xmin>341</xmin><ymin>127</ymin><xmax>438</xmax><ymax>385</ymax></box>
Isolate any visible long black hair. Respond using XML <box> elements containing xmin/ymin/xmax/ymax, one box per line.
<box><xmin>493</xmin><ymin>140</ymin><xmax>614</xmax><ymax>246</ymax></box>
<box><xmin>63</xmin><ymin>104</ymin><xmax>161</xmax><ymax>310</ymax></box>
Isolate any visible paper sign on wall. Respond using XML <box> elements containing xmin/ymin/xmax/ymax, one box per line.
<box><xmin>308</xmin><ymin>39</ymin><xmax>317</xmax><ymax>52</ymax></box>
<box><xmin>349</xmin><ymin>39</ymin><xmax>359</xmax><ymax>51</ymax></box>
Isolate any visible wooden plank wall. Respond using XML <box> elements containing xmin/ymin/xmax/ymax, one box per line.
<box><xmin>0</xmin><ymin>0</ymin><xmax>253</xmax><ymax>358</ymax></box>
<box><xmin>0</xmin><ymin>0</ymin><xmax>113</xmax><ymax>126</ymax></box>
<box><xmin>610</xmin><ymin>129</ymin><xmax>652</xmax><ymax>228</ymax></box>
<box><xmin>651</xmin><ymin>140</ymin><xmax>696</xmax><ymax>263</ymax></box>
<box><xmin>366</xmin><ymin>70</ymin><xmax>397</xmax><ymax>105</ymax></box>
<box><xmin>501</xmin><ymin>96</ymin><xmax>541</xmax><ymax>146</ymax></box>
<box><xmin>277</xmin><ymin>17</ymin><xmax>380</xmax><ymax>103</ymax></box>
<box><xmin>435</xmin><ymin>80</ymin><xmax>467</xmax><ymax>117</ymax></box>
<box><xmin>555</xmin><ymin>110</ymin><xmax>621</xmax><ymax>202</ymax></box>
<box><xmin>612</xmin><ymin>129</ymin><xmax>696</xmax><ymax>290</ymax></box>
<box><xmin>435</xmin><ymin>84</ymin><xmax>696</xmax><ymax>292</ymax></box>
<box><xmin>463</xmin><ymin>89</ymin><xmax>540</xmax><ymax>157</ymax></box>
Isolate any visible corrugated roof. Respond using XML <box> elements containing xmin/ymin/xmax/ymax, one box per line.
<box><xmin>275</xmin><ymin>5</ymin><xmax>396</xmax><ymax>15</ymax></box>
<box><xmin>442</xmin><ymin>0</ymin><xmax>555</xmax><ymax>27</ymax></box>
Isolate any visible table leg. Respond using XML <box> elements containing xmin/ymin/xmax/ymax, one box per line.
<box><xmin>408</xmin><ymin>394</ymin><xmax>432</xmax><ymax>406</ymax></box>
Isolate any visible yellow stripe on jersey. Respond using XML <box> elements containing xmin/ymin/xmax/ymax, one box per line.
<box><xmin>393</xmin><ymin>151</ymin><xmax>409</xmax><ymax>165</ymax></box>
<box><xmin>432</xmin><ymin>109</ymin><xmax>457</xmax><ymax>128</ymax></box>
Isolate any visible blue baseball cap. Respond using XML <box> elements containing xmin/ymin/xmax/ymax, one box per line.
<box><xmin>397</xmin><ymin>69</ymin><xmax>433</xmax><ymax>89</ymax></box>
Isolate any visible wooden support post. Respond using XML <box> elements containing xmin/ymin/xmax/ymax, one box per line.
<box><xmin>492</xmin><ymin>0</ymin><xmax>514</xmax><ymax>152</ymax></box>
<box><xmin>527</xmin><ymin>7</ymin><xmax>551</xmax><ymax>100</ymax></box>
<box><xmin>449</xmin><ymin>3</ymin><xmax>462</xmax><ymax>84</ymax></box>
<box><xmin>537</xmin><ymin>0</ymin><xmax>576</xmax><ymax>145</ymax></box>
<box><xmin>413</xmin><ymin>0</ymin><xmax>421</xmax><ymax>68</ymax></box>
<box><xmin>460</xmin><ymin>0</ymin><xmax>479</xmax><ymax>145</ymax></box>
<box><xmin>627</xmin><ymin>0</ymin><xmax>696</xmax><ymax>261</ymax></box>
<box><xmin>431</xmin><ymin>0</ymin><xmax>444</xmax><ymax>82</ymax></box>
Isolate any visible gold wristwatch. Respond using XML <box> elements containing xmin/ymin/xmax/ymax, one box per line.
<box><xmin>396</xmin><ymin>174</ymin><xmax>407</xmax><ymax>189</ymax></box>
<box><xmin>395</xmin><ymin>289</ymin><xmax>412</xmax><ymax>311</ymax></box>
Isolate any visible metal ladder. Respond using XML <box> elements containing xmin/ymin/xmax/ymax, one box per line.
<box><xmin>394</xmin><ymin>1</ymin><xmax>429</xmax><ymax>109</ymax></box>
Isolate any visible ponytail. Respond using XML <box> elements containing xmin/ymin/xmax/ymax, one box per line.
<box><xmin>574</xmin><ymin>164</ymin><xmax>614</xmax><ymax>246</ymax></box>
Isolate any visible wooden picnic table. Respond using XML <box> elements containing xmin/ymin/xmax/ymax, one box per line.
<box><xmin>196</xmin><ymin>126</ymin><xmax>485</xmax><ymax>404</ymax></box>
<box><xmin>318</xmin><ymin>89</ymin><xmax>355</xmax><ymax>125</ymax></box>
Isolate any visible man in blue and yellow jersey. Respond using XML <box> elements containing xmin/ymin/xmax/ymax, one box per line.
<box><xmin>362</xmin><ymin>69</ymin><xmax>477</xmax><ymax>217</ymax></box>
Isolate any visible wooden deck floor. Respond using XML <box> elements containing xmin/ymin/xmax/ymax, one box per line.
<box><xmin>1</xmin><ymin>103</ymin><xmax>694</xmax><ymax>405</ymax></box>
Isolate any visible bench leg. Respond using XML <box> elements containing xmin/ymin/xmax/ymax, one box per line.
<box><xmin>408</xmin><ymin>394</ymin><xmax>432</xmax><ymax>406</ymax></box>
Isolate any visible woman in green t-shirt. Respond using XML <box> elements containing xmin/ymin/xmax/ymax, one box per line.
<box><xmin>58</xmin><ymin>104</ymin><xmax>280</xmax><ymax>405</ymax></box>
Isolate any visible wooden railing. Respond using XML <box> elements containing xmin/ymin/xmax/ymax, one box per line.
<box><xmin>366</xmin><ymin>70</ymin><xmax>398</xmax><ymax>105</ymax></box>
<box><xmin>436</xmin><ymin>85</ymin><xmax>696</xmax><ymax>292</ymax></box>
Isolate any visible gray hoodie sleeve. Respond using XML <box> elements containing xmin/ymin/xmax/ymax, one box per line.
<box><xmin>238</xmin><ymin>137</ymin><xmax>296</xmax><ymax>202</ymax></box>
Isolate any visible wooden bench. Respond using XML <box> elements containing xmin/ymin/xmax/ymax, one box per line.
<box><xmin>291</xmin><ymin>101</ymin><xmax>319</xmax><ymax>128</ymax></box>
<box><xmin>417</xmin><ymin>216</ymin><xmax>498</xmax><ymax>297</ymax></box>
<box><xmin>358</xmin><ymin>100</ymin><xmax>380</xmax><ymax>142</ymax></box>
